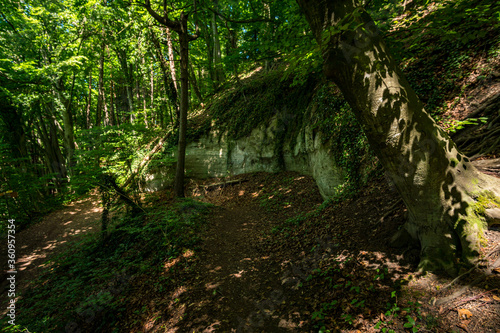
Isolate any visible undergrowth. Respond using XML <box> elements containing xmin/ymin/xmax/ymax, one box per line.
<box><xmin>2</xmin><ymin>197</ymin><xmax>212</xmax><ymax>333</ymax></box>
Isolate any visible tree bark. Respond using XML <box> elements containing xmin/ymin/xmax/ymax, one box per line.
<box><xmin>174</xmin><ymin>13</ymin><xmax>190</xmax><ymax>198</ymax></box>
<box><xmin>211</xmin><ymin>0</ymin><xmax>225</xmax><ymax>88</ymax></box>
<box><xmin>86</xmin><ymin>72</ymin><xmax>92</xmax><ymax>129</ymax></box>
<box><xmin>96</xmin><ymin>40</ymin><xmax>105</xmax><ymax>127</ymax></box>
<box><xmin>165</xmin><ymin>27</ymin><xmax>178</xmax><ymax>92</ymax></box>
<box><xmin>144</xmin><ymin>0</ymin><xmax>199</xmax><ymax>197</ymax></box>
<box><xmin>110</xmin><ymin>71</ymin><xmax>117</xmax><ymax>126</ymax></box>
<box><xmin>150</xmin><ymin>28</ymin><xmax>179</xmax><ymax>125</ymax></box>
<box><xmin>165</xmin><ymin>27</ymin><xmax>180</xmax><ymax>125</ymax></box>
<box><xmin>296</xmin><ymin>0</ymin><xmax>500</xmax><ymax>274</ymax></box>
<box><xmin>189</xmin><ymin>61</ymin><xmax>204</xmax><ymax>103</ymax></box>
<box><xmin>114</xmin><ymin>48</ymin><xmax>134</xmax><ymax>124</ymax></box>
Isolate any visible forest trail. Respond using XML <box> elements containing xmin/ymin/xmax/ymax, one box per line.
<box><xmin>2</xmin><ymin>172</ymin><xmax>500</xmax><ymax>332</ymax></box>
<box><xmin>0</xmin><ymin>194</ymin><xmax>102</xmax><ymax>312</ymax></box>
<box><xmin>174</xmin><ymin>203</ymin><xmax>300</xmax><ymax>332</ymax></box>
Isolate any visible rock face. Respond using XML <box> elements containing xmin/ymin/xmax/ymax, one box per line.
<box><xmin>183</xmin><ymin>115</ymin><xmax>345</xmax><ymax>200</ymax></box>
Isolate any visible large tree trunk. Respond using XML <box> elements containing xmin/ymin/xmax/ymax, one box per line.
<box><xmin>297</xmin><ymin>0</ymin><xmax>500</xmax><ymax>274</ymax></box>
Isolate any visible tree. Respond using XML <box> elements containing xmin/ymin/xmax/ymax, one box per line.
<box><xmin>296</xmin><ymin>0</ymin><xmax>500</xmax><ymax>274</ymax></box>
<box><xmin>142</xmin><ymin>0</ymin><xmax>199</xmax><ymax>197</ymax></box>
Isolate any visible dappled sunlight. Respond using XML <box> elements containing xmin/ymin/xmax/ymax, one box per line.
<box><xmin>9</xmin><ymin>195</ymin><xmax>102</xmax><ymax>281</ymax></box>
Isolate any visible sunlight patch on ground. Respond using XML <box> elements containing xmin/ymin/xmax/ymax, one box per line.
<box><xmin>17</xmin><ymin>253</ymin><xmax>46</xmax><ymax>271</ymax></box>
<box><xmin>209</xmin><ymin>265</ymin><xmax>222</xmax><ymax>273</ymax></box>
<box><xmin>278</xmin><ymin>318</ymin><xmax>298</xmax><ymax>328</ymax></box>
<box><xmin>202</xmin><ymin>320</ymin><xmax>221</xmax><ymax>332</ymax></box>
<box><xmin>164</xmin><ymin>257</ymin><xmax>182</xmax><ymax>270</ymax></box>
<box><xmin>230</xmin><ymin>270</ymin><xmax>246</xmax><ymax>278</ymax></box>
<box><xmin>205</xmin><ymin>282</ymin><xmax>221</xmax><ymax>290</ymax></box>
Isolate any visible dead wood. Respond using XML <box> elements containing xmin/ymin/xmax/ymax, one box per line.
<box><xmin>203</xmin><ymin>179</ymin><xmax>248</xmax><ymax>191</ymax></box>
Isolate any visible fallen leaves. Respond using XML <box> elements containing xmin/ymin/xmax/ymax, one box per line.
<box><xmin>457</xmin><ymin>308</ymin><xmax>473</xmax><ymax>320</ymax></box>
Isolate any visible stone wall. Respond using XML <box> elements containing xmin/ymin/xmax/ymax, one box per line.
<box><xmin>181</xmin><ymin>115</ymin><xmax>344</xmax><ymax>200</ymax></box>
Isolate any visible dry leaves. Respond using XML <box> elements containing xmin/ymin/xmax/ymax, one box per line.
<box><xmin>457</xmin><ymin>308</ymin><xmax>473</xmax><ymax>320</ymax></box>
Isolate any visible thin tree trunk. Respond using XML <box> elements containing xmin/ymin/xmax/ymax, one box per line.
<box><xmin>86</xmin><ymin>72</ymin><xmax>92</xmax><ymax>129</ymax></box>
<box><xmin>211</xmin><ymin>0</ymin><xmax>224</xmax><ymax>88</ymax></box>
<box><xmin>96</xmin><ymin>40</ymin><xmax>105</xmax><ymax>127</ymax></box>
<box><xmin>110</xmin><ymin>72</ymin><xmax>116</xmax><ymax>126</ymax></box>
<box><xmin>150</xmin><ymin>63</ymin><xmax>154</xmax><ymax>125</ymax></box>
<box><xmin>174</xmin><ymin>13</ymin><xmax>190</xmax><ymax>197</ymax></box>
<box><xmin>263</xmin><ymin>1</ymin><xmax>271</xmax><ymax>71</ymax></box>
<box><xmin>189</xmin><ymin>61</ymin><xmax>204</xmax><ymax>103</ymax></box>
<box><xmin>165</xmin><ymin>27</ymin><xmax>178</xmax><ymax>92</ymax></box>
<box><xmin>150</xmin><ymin>28</ymin><xmax>179</xmax><ymax>127</ymax></box>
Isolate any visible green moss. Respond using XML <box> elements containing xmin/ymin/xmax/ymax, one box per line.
<box><xmin>309</xmin><ymin>82</ymin><xmax>377</xmax><ymax>189</ymax></box>
<box><xmin>206</xmin><ymin>69</ymin><xmax>318</xmax><ymax>142</ymax></box>
<box><xmin>463</xmin><ymin>191</ymin><xmax>500</xmax><ymax>246</ymax></box>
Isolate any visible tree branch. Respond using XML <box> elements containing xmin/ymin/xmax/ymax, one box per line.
<box><xmin>0</xmin><ymin>11</ymin><xmax>19</xmax><ymax>34</ymax></box>
<box><xmin>206</xmin><ymin>6</ymin><xmax>273</xmax><ymax>24</ymax></box>
<box><xmin>139</xmin><ymin>0</ymin><xmax>181</xmax><ymax>32</ymax></box>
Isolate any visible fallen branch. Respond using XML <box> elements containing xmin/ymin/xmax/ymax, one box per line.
<box><xmin>452</xmin><ymin>289</ymin><xmax>498</xmax><ymax>309</ymax></box>
<box><xmin>436</xmin><ymin>258</ymin><xmax>500</xmax><ymax>306</ymax></box>
<box><xmin>122</xmin><ymin>134</ymin><xmax>170</xmax><ymax>189</ymax></box>
<box><xmin>203</xmin><ymin>179</ymin><xmax>248</xmax><ymax>191</ymax></box>
<box><xmin>442</xmin><ymin>265</ymin><xmax>477</xmax><ymax>290</ymax></box>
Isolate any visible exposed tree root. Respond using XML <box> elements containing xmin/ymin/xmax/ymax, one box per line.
<box><xmin>453</xmin><ymin>92</ymin><xmax>500</xmax><ymax>157</ymax></box>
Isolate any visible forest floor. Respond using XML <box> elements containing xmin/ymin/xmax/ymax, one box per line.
<box><xmin>0</xmin><ymin>194</ymin><xmax>103</xmax><ymax>314</ymax></box>
<box><xmin>3</xmin><ymin>171</ymin><xmax>500</xmax><ymax>332</ymax></box>
<box><xmin>136</xmin><ymin>171</ymin><xmax>500</xmax><ymax>333</ymax></box>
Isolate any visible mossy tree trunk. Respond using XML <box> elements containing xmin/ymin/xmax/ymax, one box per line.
<box><xmin>297</xmin><ymin>0</ymin><xmax>500</xmax><ymax>274</ymax></box>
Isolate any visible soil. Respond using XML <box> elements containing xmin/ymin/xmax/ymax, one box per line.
<box><xmin>124</xmin><ymin>172</ymin><xmax>500</xmax><ymax>332</ymax></box>
<box><xmin>2</xmin><ymin>172</ymin><xmax>500</xmax><ymax>332</ymax></box>
<box><xmin>0</xmin><ymin>193</ymin><xmax>103</xmax><ymax>314</ymax></box>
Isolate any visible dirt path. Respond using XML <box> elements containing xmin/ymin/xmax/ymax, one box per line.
<box><xmin>178</xmin><ymin>204</ymin><xmax>300</xmax><ymax>332</ymax></box>
<box><xmin>1</xmin><ymin>194</ymin><xmax>102</xmax><ymax>311</ymax></box>
<box><xmin>144</xmin><ymin>174</ymin><xmax>325</xmax><ymax>332</ymax></box>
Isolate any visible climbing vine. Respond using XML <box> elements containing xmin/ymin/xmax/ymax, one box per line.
<box><xmin>309</xmin><ymin>83</ymin><xmax>378</xmax><ymax>192</ymax></box>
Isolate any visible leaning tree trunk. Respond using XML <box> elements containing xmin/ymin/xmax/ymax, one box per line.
<box><xmin>297</xmin><ymin>0</ymin><xmax>500</xmax><ymax>274</ymax></box>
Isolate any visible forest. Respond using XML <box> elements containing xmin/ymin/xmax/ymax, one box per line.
<box><xmin>1</xmin><ymin>0</ymin><xmax>500</xmax><ymax>331</ymax></box>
